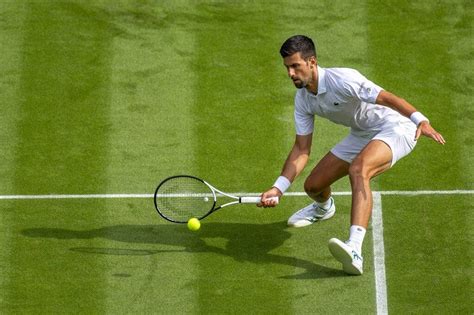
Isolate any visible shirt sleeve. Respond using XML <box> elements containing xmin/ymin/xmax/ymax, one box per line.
<box><xmin>294</xmin><ymin>92</ymin><xmax>314</xmax><ymax>135</ymax></box>
<box><xmin>342</xmin><ymin>70</ymin><xmax>383</xmax><ymax>104</ymax></box>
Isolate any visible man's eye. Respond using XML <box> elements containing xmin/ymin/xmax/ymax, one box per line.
<box><xmin>285</xmin><ymin>64</ymin><xmax>299</xmax><ymax>70</ymax></box>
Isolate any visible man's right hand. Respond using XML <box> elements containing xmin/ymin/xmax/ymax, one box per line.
<box><xmin>258</xmin><ymin>187</ymin><xmax>282</xmax><ymax>208</ymax></box>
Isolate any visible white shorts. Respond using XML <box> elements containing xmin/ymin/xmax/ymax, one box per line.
<box><xmin>330</xmin><ymin>120</ymin><xmax>417</xmax><ymax>167</ymax></box>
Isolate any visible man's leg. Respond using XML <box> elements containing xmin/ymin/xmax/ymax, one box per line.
<box><xmin>304</xmin><ymin>151</ymin><xmax>350</xmax><ymax>202</ymax></box>
<box><xmin>329</xmin><ymin>139</ymin><xmax>392</xmax><ymax>275</ymax></box>
<box><xmin>287</xmin><ymin>152</ymin><xmax>349</xmax><ymax>227</ymax></box>
<box><xmin>348</xmin><ymin>140</ymin><xmax>392</xmax><ymax>228</ymax></box>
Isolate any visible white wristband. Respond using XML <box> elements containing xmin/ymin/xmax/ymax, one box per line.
<box><xmin>273</xmin><ymin>176</ymin><xmax>291</xmax><ymax>194</ymax></box>
<box><xmin>410</xmin><ymin>112</ymin><xmax>429</xmax><ymax>126</ymax></box>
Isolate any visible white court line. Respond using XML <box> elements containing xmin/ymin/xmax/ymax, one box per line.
<box><xmin>372</xmin><ymin>192</ymin><xmax>388</xmax><ymax>315</ymax></box>
<box><xmin>0</xmin><ymin>194</ymin><xmax>153</xmax><ymax>200</ymax></box>
<box><xmin>0</xmin><ymin>190</ymin><xmax>472</xmax><ymax>200</ymax></box>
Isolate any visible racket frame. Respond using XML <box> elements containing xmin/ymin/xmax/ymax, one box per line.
<box><xmin>154</xmin><ymin>175</ymin><xmax>274</xmax><ymax>223</ymax></box>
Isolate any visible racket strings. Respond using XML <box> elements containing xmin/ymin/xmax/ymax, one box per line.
<box><xmin>155</xmin><ymin>177</ymin><xmax>214</xmax><ymax>222</ymax></box>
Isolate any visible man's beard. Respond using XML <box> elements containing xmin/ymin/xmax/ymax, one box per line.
<box><xmin>292</xmin><ymin>79</ymin><xmax>305</xmax><ymax>89</ymax></box>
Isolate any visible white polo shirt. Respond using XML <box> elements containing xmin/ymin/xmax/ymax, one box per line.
<box><xmin>294</xmin><ymin>66</ymin><xmax>411</xmax><ymax>136</ymax></box>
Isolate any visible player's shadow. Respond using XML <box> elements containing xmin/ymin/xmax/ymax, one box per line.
<box><xmin>22</xmin><ymin>222</ymin><xmax>343</xmax><ymax>279</ymax></box>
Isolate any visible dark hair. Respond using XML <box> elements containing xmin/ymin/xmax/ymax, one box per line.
<box><xmin>279</xmin><ymin>35</ymin><xmax>316</xmax><ymax>59</ymax></box>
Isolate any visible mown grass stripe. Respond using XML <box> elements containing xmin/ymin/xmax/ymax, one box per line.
<box><xmin>8</xmin><ymin>2</ymin><xmax>112</xmax><ymax>313</ymax></box>
<box><xmin>190</xmin><ymin>2</ymin><xmax>294</xmax><ymax>311</ymax></box>
<box><xmin>102</xmin><ymin>2</ymin><xmax>201</xmax><ymax>311</ymax></box>
<box><xmin>0</xmin><ymin>1</ymin><xmax>25</xmax><ymax>310</ymax></box>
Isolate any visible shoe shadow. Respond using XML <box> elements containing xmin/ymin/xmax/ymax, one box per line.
<box><xmin>22</xmin><ymin>221</ymin><xmax>344</xmax><ymax>279</ymax></box>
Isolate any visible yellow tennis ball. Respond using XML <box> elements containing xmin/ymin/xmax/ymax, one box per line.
<box><xmin>187</xmin><ymin>218</ymin><xmax>201</xmax><ymax>231</ymax></box>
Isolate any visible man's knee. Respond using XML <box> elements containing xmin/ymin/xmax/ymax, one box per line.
<box><xmin>348</xmin><ymin>160</ymin><xmax>375</xmax><ymax>181</ymax></box>
<box><xmin>304</xmin><ymin>176</ymin><xmax>324</xmax><ymax>196</ymax></box>
<box><xmin>349</xmin><ymin>161</ymin><xmax>363</xmax><ymax>178</ymax></box>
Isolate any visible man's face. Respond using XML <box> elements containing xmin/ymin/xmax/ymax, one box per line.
<box><xmin>283</xmin><ymin>52</ymin><xmax>315</xmax><ymax>89</ymax></box>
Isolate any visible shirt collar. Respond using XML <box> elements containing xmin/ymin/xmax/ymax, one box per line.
<box><xmin>317</xmin><ymin>66</ymin><xmax>327</xmax><ymax>94</ymax></box>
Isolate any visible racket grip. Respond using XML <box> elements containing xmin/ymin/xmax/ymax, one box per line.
<box><xmin>240</xmin><ymin>196</ymin><xmax>279</xmax><ymax>204</ymax></box>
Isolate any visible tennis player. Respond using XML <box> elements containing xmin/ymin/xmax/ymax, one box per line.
<box><xmin>259</xmin><ymin>35</ymin><xmax>445</xmax><ymax>275</ymax></box>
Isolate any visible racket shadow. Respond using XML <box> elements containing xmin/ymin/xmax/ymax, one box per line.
<box><xmin>22</xmin><ymin>222</ymin><xmax>343</xmax><ymax>279</ymax></box>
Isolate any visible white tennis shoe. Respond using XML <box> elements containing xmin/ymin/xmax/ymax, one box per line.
<box><xmin>287</xmin><ymin>197</ymin><xmax>335</xmax><ymax>227</ymax></box>
<box><xmin>328</xmin><ymin>238</ymin><xmax>363</xmax><ymax>275</ymax></box>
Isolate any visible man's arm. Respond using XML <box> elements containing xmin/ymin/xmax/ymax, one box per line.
<box><xmin>259</xmin><ymin>134</ymin><xmax>313</xmax><ymax>207</ymax></box>
<box><xmin>280</xmin><ymin>133</ymin><xmax>313</xmax><ymax>182</ymax></box>
<box><xmin>376</xmin><ymin>90</ymin><xmax>446</xmax><ymax>144</ymax></box>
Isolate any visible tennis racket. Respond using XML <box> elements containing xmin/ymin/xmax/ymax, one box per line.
<box><xmin>154</xmin><ymin>175</ymin><xmax>278</xmax><ymax>223</ymax></box>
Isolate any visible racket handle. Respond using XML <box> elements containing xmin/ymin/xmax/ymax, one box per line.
<box><xmin>240</xmin><ymin>196</ymin><xmax>279</xmax><ymax>204</ymax></box>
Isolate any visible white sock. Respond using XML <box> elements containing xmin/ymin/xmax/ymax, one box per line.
<box><xmin>348</xmin><ymin>225</ymin><xmax>366</xmax><ymax>254</ymax></box>
<box><xmin>317</xmin><ymin>197</ymin><xmax>332</xmax><ymax>210</ymax></box>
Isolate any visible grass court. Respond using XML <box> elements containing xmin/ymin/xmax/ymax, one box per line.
<box><xmin>0</xmin><ymin>1</ymin><xmax>472</xmax><ymax>314</ymax></box>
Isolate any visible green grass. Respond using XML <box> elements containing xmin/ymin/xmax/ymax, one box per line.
<box><xmin>383</xmin><ymin>195</ymin><xmax>473</xmax><ymax>314</ymax></box>
<box><xmin>0</xmin><ymin>0</ymin><xmax>472</xmax><ymax>314</ymax></box>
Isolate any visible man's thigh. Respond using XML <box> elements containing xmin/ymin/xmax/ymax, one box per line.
<box><xmin>306</xmin><ymin>151</ymin><xmax>350</xmax><ymax>190</ymax></box>
<box><xmin>351</xmin><ymin>139</ymin><xmax>392</xmax><ymax>178</ymax></box>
